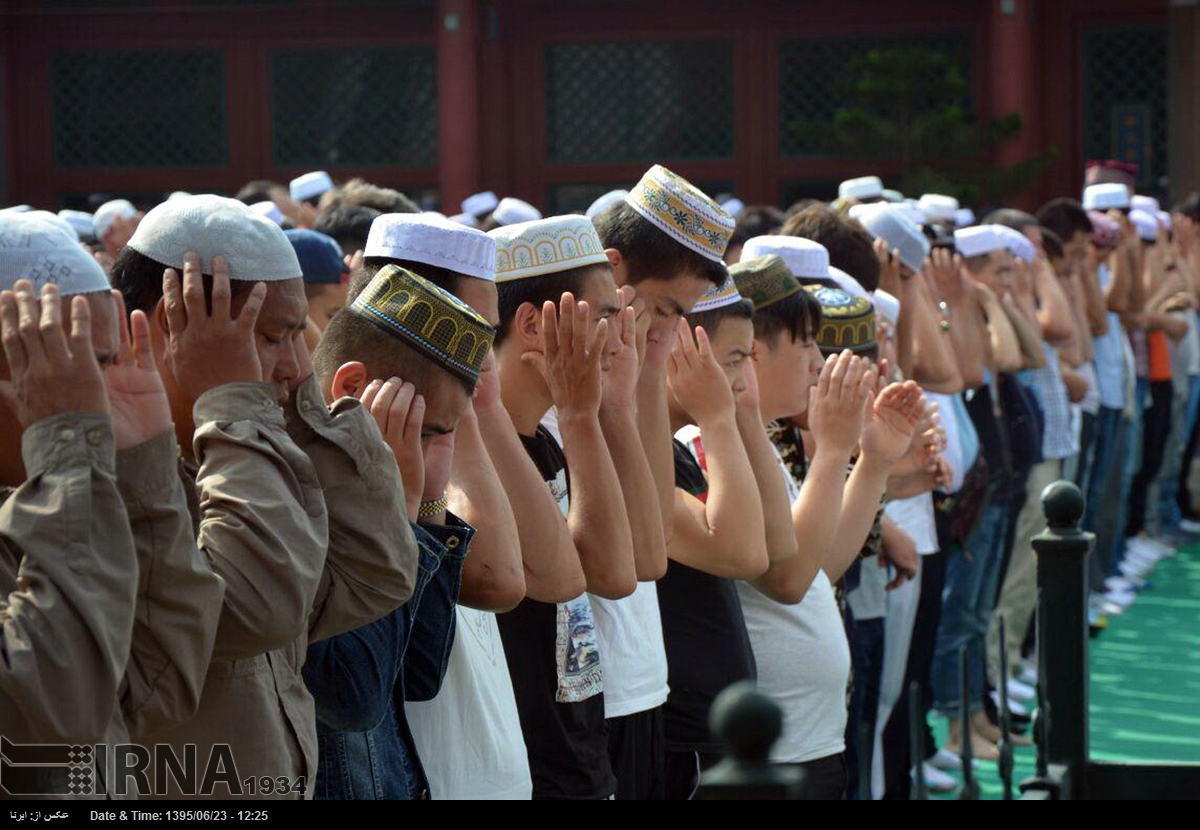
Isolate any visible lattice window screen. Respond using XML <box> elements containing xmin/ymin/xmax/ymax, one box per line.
<box><xmin>271</xmin><ymin>46</ymin><xmax>437</xmax><ymax>167</ymax></box>
<box><xmin>53</xmin><ymin>50</ymin><xmax>227</xmax><ymax>168</ymax></box>
<box><xmin>546</xmin><ymin>40</ymin><xmax>734</xmax><ymax>163</ymax></box>
<box><xmin>778</xmin><ymin>33</ymin><xmax>971</xmax><ymax>158</ymax></box>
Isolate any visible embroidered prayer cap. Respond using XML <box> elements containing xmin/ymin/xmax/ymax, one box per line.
<box><xmin>0</xmin><ymin>212</ymin><xmax>111</xmax><ymax>295</ymax></box>
<box><xmin>805</xmin><ymin>284</ymin><xmax>877</xmax><ymax>356</ymax></box>
<box><xmin>461</xmin><ymin>190</ymin><xmax>499</xmax><ymax>218</ymax></box>
<box><xmin>251</xmin><ymin>200</ymin><xmax>285</xmax><ymax>226</ymax></box>
<box><xmin>366</xmin><ymin>212</ymin><xmax>497</xmax><ymax>282</ymax></box>
<box><xmin>955</xmin><ymin>208</ymin><xmax>977</xmax><ymax>229</ymax></box>
<box><xmin>1131</xmin><ymin>195</ymin><xmax>1160</xmax><ymax>214</ymax></box>
<box><xmin>741</xmin><ymin>235</ymin><xmax>829</xmax><ymax>281</ymax></box>
<box><xmin>728</xmin><ymin>255</ymin><xmax>802</xmax><ymax>311</ymax></box>
<box><xmin>1088</xmin><ymin>210</ymin><xmax>1120</xmax><ymax>248</ymax></box>
<box><xmin>918</xmin><ymin>194</ymin><xmax>959</xmax><ymax>223</ymax></box>
<box><xmin>881</xmin><ymin>189</ymin><xmax>905</xmax><ymax>204</ymax></box>
<box><xmin>491</xmin><ymin>197</ymin><xmax>542</xmax><ymax>228</ymax></box>
<box><xmin>849</xmin><ymin>204</ymin><xmax>930</xmax><ymax>274</ymax></box>
<box><xmin>57</xmin><ymin>210</ymin><xmax>96</xmax><ymax>241</ymax></box>
<box><xmin>625</xmin><ymin>164</ymin><xmax>734</xmax><ymax>263</ymax></box>
<box><xmin>839</xmin><ymin>176</ymin><xmax>884</xmax><ymax>202</ymax></box>
<box><xmin>586</xmin><ymin>189</ymin><xmax>628</xmax><ymax>220</ymax></box>
<box><xmin>690</xmin><ymin>274</ymin><xmax>744</xmax><ymax>313</ymax></box>
<box><xmin>128</xmin><ymin>194</ymin><xmax>302</xmax><ymax>281</ymax></box>
<box><xmin>992</xmin><ymin>224</ymin><xmax>1037</xmax><ymax>264</ymax></box>
<box><xmin>93</xmin><ymin>199</ymin><xmax>137</xmax><ymax>239</ymax></box>
<box><xmin>721</xmin><ymin>198</ymin><xmax>746</xmax><ymax>219</ymax></box>
<box><xmin>953</xmin><ymin>225</ymin><xmax>1009</xmax><ymax>259</ymax></box>
<box><xmin>286</xmin><ymin>229</ymin><xmax>347</xmax><ymax>285</ymax></box>
<box><xmin>1082</xmin><ymin>183</ymin><xmax>1130</xmax><ymax>211</ymax></box>
<box><xmin>349</xmin><ymin>264</ymin><xmax>495</xmax><ymax>385</ymax></box>
<box><xmin>290</xmin><ymin>171</ymin><xmax>334</xmax><ymax>202</ymax></box>
<box><xmin>873</xmin><ymin>289</ymin><xmax>900</xmax><ymax>327</ymax></box>
<box><xmin>490</xmin><ymin>215</ymin><xmax>609</xmax><ymax>282</ymax></box>
<box><xmin>828</xmin><ymin>266</ymin><xmax>871</xmax><ymax>301</ymax></box>
<box><xmin>1129</xmin><ymin>209</ymin><xmax>1159</xmax><ymax>242</ymax></box>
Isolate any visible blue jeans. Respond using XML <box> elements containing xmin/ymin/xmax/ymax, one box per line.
<box><xmin>931</xmin><ymin>498</ymin><xmax>1010</xmax><ymax>716</ymax></box>
<box><xmin>1086</xmin><ymin>407</ymin><xmax>1128</xmax><ymax>594</ymax></box>
<box><xmin>1110</xmin><ymin>380</ymin><xmax>1148</xmax><ymax>572</ymax></box>
<box><xmin>1157</xmin><ymin>375</ymin><xmax>1200</xmax><ymax>533</ymax></box>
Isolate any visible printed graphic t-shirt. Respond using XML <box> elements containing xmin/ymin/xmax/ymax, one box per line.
<box><xmin>495</xmin><ymin>426</ymin><xmax>615</xmax><ymax>800</ymax></box>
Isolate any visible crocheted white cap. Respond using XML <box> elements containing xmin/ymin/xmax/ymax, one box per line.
<box><xmin>1129</xmin><ymin>209</ymin><xmax>1159</xmax><ymax>242</ymax></box>
<box><xmin>0</xmin><ymin>212</ymin><xmax>111</xmax><ymax>295</ymax></box>
<box><xmin>250</xmin><ymin>200</ymin><xmax>285</xmax><ymax>226</ymax></box>
<box><xmin>851</xmin><ymin>204</ymin><xmax>930</xmax><ymax>274</ymax></box>
<box><xmin>461</xmin><ymin>190</ymin><xmax>499</xmax><ymax>217</ymax></box>
<box><xmin>918</xmin><ymin>194</ymin><xmax>959</xmax><ymax>223</ymax></box>
<box><xmin>1082</xmin><ymin>183</ymin><xmax>1131</xmax><ymax>211</ymax></box>
<box><xmin>873</xmin><ymin>289</ymin><xmax>900</xmax><ymax>327</ymax></box>
<box><xmin>93</xmin><ymin>199</ymin><xmax>137</xmax><ymax>239</ymax></box>
<box><xmin>992</xmin><ymin>224</ymin><xmax>1037</xmax><ymax>264</ymax></box>
<box><xmin>839</xmin><ymin>176</ymin><xmax>884</xmax><ymax>201</ymax></box>
<box><xmin>365</xmin><ymin>212</ymin><xmax>497</xmax><ymax>282</ymax></box>
<box><xmin>491</xmin><ymin>197</ymin><xmax>543</xmax><ymax>227</ymax></box>
<box><xmin>827</xmin><ymin>266</ymin><xmax>871</xmax><ymax>301</ymax></box>
<box><xmin>290</xmin><ymin>171</ymin><xmax>333</xmax><ymax>202</ymax></box>
<box><xmin>954</xmin><ymin>225</ymin><xmax>1009</xmax><ymax>258</ymax></box>
<box><xmin>57</xmin><ymin>209</ymin><xmax>96</xmax><ymax>240</ymax></box>
<box><xmin>1131</xmin><ymin>195</ymin><xmax>1160</xmax><ymax>215</ymax></box>
<box><xmin>741</xmin><ymin>235</ymin><xmax>829</xmax><ymax>280</ymax></box>
<box><xmin>954</xmin><ymin>208</ymin><xmax>976</xmax><ymax>228</ymax></box>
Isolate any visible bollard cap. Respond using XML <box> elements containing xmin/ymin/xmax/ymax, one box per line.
<box><xmin>709</xmin><ymin>681</ymin><xmax>782</xmax><ymax>763</ymax></box>
<box><xmin>1041</xmin><ymin>480</ymin><xmax>1085</xmax><ymax>531</ymax></box>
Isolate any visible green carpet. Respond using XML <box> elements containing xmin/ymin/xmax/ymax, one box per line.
<box><xmin>928</xmin><ymin>544</ymin><xmax>1200</xmax><ymax>799</ymax></box>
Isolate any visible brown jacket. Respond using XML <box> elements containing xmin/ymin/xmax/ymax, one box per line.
<box><xmin>143</xmin><ymin>377</ymin><xmax>416</xmax><ymax>799</ymax></box>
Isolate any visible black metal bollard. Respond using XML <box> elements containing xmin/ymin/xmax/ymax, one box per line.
<box><xmin>1030</xmin><ymin>480</ymin><xmax>1092</xmax><ymax>797</ymax></box>
<box><xmin>908</xmin><ymin>680</ymin><xmax>927</xmax><ymax>800</ymax></box>
<box><xmin>957</xmin><ymin>645</ymin><xmax>980</xmax><ymax>800</ymax></box>
<box><xmin>696</xmin><ymin>681</ymin><xmax>804</xmax><ymax>800</ymax></box>
<box><xmin>997</xmin><ymin>613</ymin><xmax>1014</xmax><ymax>800</ymax></box>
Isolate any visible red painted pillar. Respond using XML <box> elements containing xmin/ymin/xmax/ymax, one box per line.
<box><xmin>988</xmin><ymin>0</ymin><xmax>1038</xmax><ymax>195</ymax></box>
<box><xmin>437</xmin><ymin>0</ymin><xmax>481</xmax><ymax>213</ymax></box>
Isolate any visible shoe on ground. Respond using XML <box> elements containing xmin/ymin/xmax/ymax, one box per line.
<box><xmin>1122</xmin><ymin>543</ymin><xmax>1163</xmax><ymax>564</ymax></box>
<box><xmin>1006</xmin><ymin>677</ymin><xmax>1036</xmax><ymax>703</ymax></box>
<box><xmin>1177</xmin><ymin>518</ymin><xmax>1200</xmax><ymax>535</ymax></box>
<box><xmin>1103</xmin><ymin>588</ymin><xmax>1136</xmax><ymax>609</ymax></box>
<box><xmin>929</xmin><ymin>746</ymin><xmax>978</xmax><ymax>771</ymax></box>
<box><xmin>1128</xmin><ymin>536</ymin><xmax>1173</xmax><ymax>558</ymax></box>
<box><xmin>1105</xmin><ymin>575</ymin><xmax>1144</xmax><ymax>592</ymax></box>
<box><xmin>920</xmin><ymin>761</ymin><xmax>958</xmax><ymax>794</ymax></box>
<box><xmin>1017</xmin><ymin>661</ymin><xmax>1038</xmax><ymax>686</ymax></box>
<box><xmin>1100</xmin><ymin>599</ymin><xmax>1127</xmax><ymax>617</ymax></box>
<box><xmin>1119</xmin><ymin>558</ymin><xmax>1154</xmax><ymax>580</ymax></box>
<box><xmin>988</xmin><ymin>689</ymin><xmax>1029</xmax><ymax>717</ymax></box>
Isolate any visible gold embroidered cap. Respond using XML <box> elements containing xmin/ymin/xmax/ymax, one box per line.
<box><xmin>729</xmin><ymin>255</ymin><xmax>802</xmax><ymax>311</ymax></box>
<box><xmin>350</xmin><ymin>264</ymin><xmax>495</xmax><ymax>384</ymax></box>
<box><xmin>804</xmin><ymin>284</ymin><xmax>876</xmax><ymax>355</ymax></box>
<box><xmin>625</xmin><ymin>165</ymin><xmax>734</xmax><ymax>263</ymax></box>
<box><xmin>690</xmin><ymin>274</ymin><xmax>744</xmax><ymax>313</ymax></box>
<box><xmin>490</xmin><ymin>215</ymin><xmax>610</xmax><ymax>282</ymax></box>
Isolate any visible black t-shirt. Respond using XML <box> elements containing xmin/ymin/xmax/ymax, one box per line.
<box><xmin>658</xmin><ymin>437</ymin><xmax>757</xmax><ymax>754</ymax></box>
<box><xmin>496</xmin><ymin>425</ymin><xmax>616</xmax><ymax>800</ymax></box>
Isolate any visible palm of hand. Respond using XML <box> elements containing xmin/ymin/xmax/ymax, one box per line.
<box><xmin>106</xmin><ymin>363</ymin><xmax>172</xmax><ymax>449</ymax></box>
<box><xmin>602</xmin><ymin>345</ymin><xmax>638</xmax><ymax>406</ymax></box>
<box><xmin>862</xmin><ymin>395</ymin><xmax>919</xmax><ymax>468</ymax></box>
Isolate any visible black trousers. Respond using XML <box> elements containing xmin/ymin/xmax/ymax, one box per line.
<box><xmin>607</xmin><ymin>706</ymin><xmax>665</xmax><ymax>800</ymax></box>
<box><xmin>794</xmin><ymin>752</ymin><xmax>847</xmax><ymax>800</ymax></box>
<box><xmin>1127</xmin><ymin>380</ymin><xmax>1174</xmax><ymax>538</ymax></box>
<box><xmin>663</xmin><ymin>749</ymin><xmax>723</xmax><ymax>800</ymax></box>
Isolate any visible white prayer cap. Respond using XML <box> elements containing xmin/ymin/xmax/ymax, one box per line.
<box><xmin>851</xmin><ymin>204</ymin><xmax>930</xmax><ymax>274</ymax></box>
<box><xmin>491</xmin><ymin>197</ymin><xmax>542</xmax><ymax>227</ymax></box>
<box><xmin>490</xmin><ymin>215</ymin><xmax>609</xmax><ymax>282</ymax></box>
<box><xmin>690</xmin><ymin>275</ymin><xmax>744</xmax><ymax>313</ymax></box>
<box><xmin>881</xmin><ymin>189</ymin><xmax>905</xmax><ymax>204</ymax></box>
<box><xmin>993</xmin><ymin>224</ymin><xmax>1036</xmax><ymax>263</ymax></box>
<box><xmin>954</xmin><ymin>225</ymin><xmax>1009</xmax><ymax>259</ymax></box>
<box><xmin>422</xmin><ymin>210</ymin><xmax>447</xmax><ymax>220</ymax></box>
<box><xmin>290</xmin><ymin>171</ymin><xmax>334</xmax><ymax>202</ymax></box>
<box><xmin>27</xmin><ymin>210</ymin><xmax>79</xmax><ymax>240</ymax></box>
<box><xmin>0</xmin><ymin>212</ymin><xmax>111</xmax><ymax>295</ymax></box>
<box><xmin>839</xmin><ymin>176</ymin><xmax>884</xmax><ymax>201</ymax></box>
<box><xmin>827</xmin><ymin>266</ymin><xmax>871</xmax><ymax>301</ymax></box>
<box><xmin>586</xmin><ymin>189</ymin><xmax>628</xmax><ymax>220</ymax></box>
<box><xmin>448</xmin><ymin>212</ymin><xmax>479</xmax><ymax>227</ymax></box>
<box><xmin>128</xmin><ymin>194</ymin><xmax>301</xmax><ymax>281</ymax></box>
<box><xmin>58</xmin><ymin>209</ymin><xmax>96</xmax><ymax>240</ymax></box>
<box><xmin>918</xmin><ymin>194</ymin><xmax>959</xmax><ymax>223</ymax></box>
<box><xmin>895</xmin><ymin>200</ymin><xmax>926</xmax><ymax>227</ymax></box>
<box><xmin>461</xmin><ymin>190</ymin><xmax>499</xmax><ymax>218</ymax></box>
<box><xmin>1131</xmin><ymin>195</ymin><xmax>1160</xmax><ymax>214</ymax></box>
<box><xmin>873</xmin><ymin>289</ymin><xmax>900</xmax><ymax>327</ymax></box>
<box><xmin>1129</xmin><ymin>209</ymin><xmax>1159</xmax><ymax>242</ymax></box>
<box><xmin>1082</xmin><ymin>183</ymin><xmax>1130</xmax><ymax>211</ymax></box>
<box><xmin>1158</xmin><ymin>210</ymin><xmax>1173</xmax><ymax>232</ymax></box>
<box><xmin>365</xmin><ymin>212</ymin><xmax>497</xmax><ymax>282</ymax></box>
<box><xmin>721</xmin><ymin>198</ymin><xmax>746</xmax><ymax>219</ymax></box>
<box><xmin>741</xmin><ymin>235</ymin><xmax>829</xmax><ymax>281</ymax></box>
<box><xmin>93</xmin><ymin>199</ymin><xmax>138</xmax><ymax>239</ymax></box>
<box><xmin>250</xmin><ymin>200</ymin><xmax>285</xmax><ymax>226</ymax></box>
<box><xmin>1</xmin><ymin>204</ymin><xmax>32</xmax><ymax>214</ymax></box>
<box><xmin>955</xmin><ymin>208</ymin><xmax>976</xmax><ymax>228</ymax></box>
<box><xmin>168</xmin><ymin>191</ymin><xmax>192</xmax><ymax>201</ymax></box>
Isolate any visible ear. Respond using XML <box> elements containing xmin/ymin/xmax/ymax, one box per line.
<box><xmin>331</xmin><ymin>361</ymin><xmax>369</xmax><ymax>399</ymax></box>
<box><xmin>512</xmin><ymin>302</ymin><xmax>544</xmax><ymax>351</ymax></box>
<box><xmin>605</xmin><ymin>247</ymin><xmax>622</xmax><ymax>269</ymax></box>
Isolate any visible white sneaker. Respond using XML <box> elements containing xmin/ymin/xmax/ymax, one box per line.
<box><xmin>1128</xmin><ymin>537</ymin><xmax>1172</xmax><ymax>559</ymax></box>
<box><xmin>1119</xmin><ymin>558</ymin><xmax>1154</xmax><ymax>579</ymax></box>
<box><xmin>1103</xmin><ymin>588</ymin><xmax>1136</xmax><ymax>609</ymax></box>
<box><xmin>1017</xmin><ymin>660</ymin><xmax>1038</xmax><ymax>686</ymax></box>
<box><xmin>929</xmin><ymin>746</ymin><xmax>979</xmax><ymax>771</ymax></box>
<box><xmin>1101</xmin><ymin>599</ymin><xmax>1128</xmax><ymax>617</ymax></box>
<box><xmin>1006</xmin><ymin>677</ymin><xmax>1036</xmax><ymax>703</ymax></box>
<box><xmin>1177</xmin><ymin>518</ymin><xmax>1200</xmax><ymax>535</ymax></box>
<box><xmin>920</xmin><ymin>761</ymin><xmax>958</xmax><ymax>793</ymax></box>
<box><xmin>1147</xmin><ymin>536</ymin><xmax>1178</xmax><ymax>557</ymax></box>
<box><xmin>1105</xmin><ymin>575</ymin><xmax>1143</xmax><ymax>592</ymax></box>
<box><xmin>989</xmin><ymin>689</ymin><xmax>1029</xmax><ymax>716</ymax></box>
<box><xmin>1123</xmin><ymin>541</ymin><xmax>1163</xmax><ymax>563</ymax></box>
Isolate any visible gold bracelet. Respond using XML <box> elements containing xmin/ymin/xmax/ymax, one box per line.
<box><xmin>418</xmin><ymin>494</ymin><xmax>448</xmax><ymax>518</ymax></box>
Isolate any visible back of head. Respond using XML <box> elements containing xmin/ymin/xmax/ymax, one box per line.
<box><xmin>318</xmin><ymin>178</ymin><xmax>419</xmax><ymax>216</ymax></box>
<box><xmin>313</xmin><ymin>205</ymin><xmax>382</xmax><ymax>256</ymax></box>
<box><xmin>983</xmin><ymin>208</ymin><xmax>1038</xmax><ymax>233</ymax></box>
<box><xmin>728</xmin><ymin>205</ymin><xmax>785</xmax><ymax>251</ymax></box>
<box><xmin>236</xmin><ymin>180</ymin><xmax>285</xmax><ymax>205</ymax></box>
<box><xmin>1036</xmin><ymin>198</ymin><xmax>1092</xmax><ymax>243</ymax></box>
<box><xmin>780</xmin><ymin>204</ymin><xmax>880</xmax><ymax>292</ymax></box>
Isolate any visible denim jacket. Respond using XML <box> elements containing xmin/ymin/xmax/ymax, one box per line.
<box><xmin>304</xmin><ymin>515</ymin><xmax>472</xmax><ymax>800</ymax></box>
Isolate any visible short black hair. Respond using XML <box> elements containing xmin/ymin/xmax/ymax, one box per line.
<box><xmin>729</xmin><ymin>206</ymin><xmax>785</xmax><ymax>250</ymax></box>
<box><xmin>685</xmin><ymin>297</ymin><xmax>754</xmax><ymax>342</ymax></box>
<box><xmin>311</xmin><ymin>305</ymin><xmax>474</xmax><ymax>396</ymax></box>
<box><xmin>983</xmin><ymin>208</ymin><xmax>1039</xmax><ymax>232</ymax></box>
<box><xmin>1040</xmin><ymin>227</ymin><xmax>1065</xmax><ymax>261</ymax></box>
<box><xmin>314</xmin><ymin>206</ymin><xmax>381</xmax><ymax>256</ymax></box>
<box><xmin>784</xmin><ymin>198</ymin><xmax>822</xmax><ymax>219</ymax></box>
<box><xmin>110</xmin><ymin>247</ymin><xmax>256</xmax><ymax>314</ymax></box>
<box><xmin>494</xmin><ymin>263</ymin><xmax>608</xmax><ymax>346</ymax></box>
<box><xmin>752</xmin><ymin>288</ymin><xmax>822</xmax><ymax>349</ymax></box>
<box><xmin>1036</xmin><ymin>198</ymin><xmax>1093</xmax><ymax>243</ymax></box>
<box><xmin>781</xmin><ymin>205</ymin><xmax>880</xmax><ymax>292</ymax></box>
<box><xmin>593</xmin><ymin>202</ymin><xmax>726</xmax><ymax>288</ymax></box>
<box><xmin>351</xmin><ymin>258</ymin><xmax>466</xmax><ymax>302</ymax></box>
<box><xmin>236</xmin><ymin>180</ymin><xmax>285</xmax><ymax>205</ymax></box>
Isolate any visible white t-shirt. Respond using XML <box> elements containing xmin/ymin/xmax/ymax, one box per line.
<box><xmin>734</xmin><ymin>441</ymin><xmax>850</xmax><ymax>764</ymax></box>
<box><xmin>406</xmin><ymin>607</ymin><xmax>532</xmax><ymax>800</ymax></box>
<box><xmin>541</xmin><ymin>408</ymin><xmax>670</xmax><ymax>720</ymax></box>
<box><xmin>884</xmin><ymin>494</ymin><xmax>939</xmax><ymax>555</ymax></box>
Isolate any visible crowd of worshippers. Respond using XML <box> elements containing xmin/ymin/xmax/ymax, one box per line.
<box><xmin>2</xmin><ymin>157</ymin><xmax>1198</xmax><ymax>801</ymax></box>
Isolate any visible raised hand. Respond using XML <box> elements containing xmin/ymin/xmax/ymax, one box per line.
<box><xmin>0</xmin><ymin>281</ymin><xmax>110</xmax><ymax>428</ymax></box>
<box><xmin>667</xmin><ymin>320</ymin><xmax>735</xmax><ymax>427</ymax></box>
<box><xmin>806</xmin><ymin>349</ymin><xmax>873</xmax><ymax>458</ymax></box>
<box><xmin>879</xmin><ymin>529</ymin><xmax>919</xmax><ymax>590</ymax></box>
<box><xmin>472</xmin><ymin>348</ymin><xmax>502</xmax><ymax>412</ymax></box>
<box><xmin>162</xmin><ymin>252</ymin><xmax>266</xmax><ymax>401</ymax></box>
<box><xmin>861</xmin><ymin>380</ymin><xmax>925</xmax><ymax>471</ymax></box>
<box><xmin>875</xmin><ymin>238</ymin><xmax>903</xmax><ymax>295</ymax></box>
<box><xmin>734</xmin><ymin>352</ymin><xmax>763</xmax><ymax>422</ymax></box>
<box><xmin>521</xmin><ymin>292</ymin><xmax>609</xmax><ymax>421</ymax></box>
<box><xmin>360</xmin><ymin>376</ymin><xmax>426</xmax><ymax>521</ymax></box>
<box><xmin>602</xmin><ymin>285</ymin><xmax>640</xmax><ymax>409</ymax></box>
<box><xmin>105</xmin><ymin>290</ymin><xmax>173</xmax><ymax>449</ymax></box>
<box><xmin>923</xmin><ymin>247</ymin><xmax>969</xmax><ymax>302</ymax></box>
